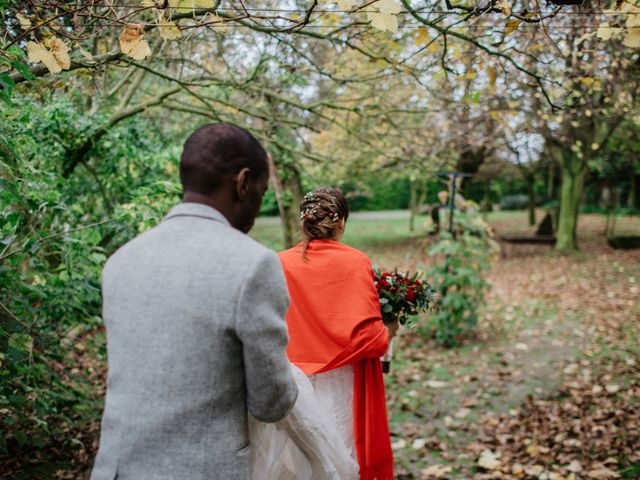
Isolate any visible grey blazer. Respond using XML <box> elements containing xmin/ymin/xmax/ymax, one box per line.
<box><xmin>91</xmin><ymin>203</ymin><xmax>298</xmax><ymax>480</ymax></box>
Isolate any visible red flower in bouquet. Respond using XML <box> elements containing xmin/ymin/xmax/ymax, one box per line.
<box><xmin>373</xmin><ymin>268</ymin><xmax>434</xmax><ymax>326</ymax></box>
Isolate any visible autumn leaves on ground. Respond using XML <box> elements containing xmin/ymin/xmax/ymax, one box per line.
<box><xmin>375</xmin><ymin>212</ymin><xmax>640</xmax><ymax>479</ymax></box>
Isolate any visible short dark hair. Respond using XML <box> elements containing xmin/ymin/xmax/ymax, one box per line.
<box><xmin>179</xmin><ymin>123</ymin><xmax>268</xmax><ymax>195</ymax></box>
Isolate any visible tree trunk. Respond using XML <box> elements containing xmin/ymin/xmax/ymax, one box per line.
<box><xmin>282</xmin><ymin>165</ymin><xmax>304</xmax><ymax>247</ymax></box>
<box><xmin>267</xmin><ymin>155</ymin><xmax>292</xmax><ymax>248</ymax></box>
<box><xmin>628</xmin><ymin>174</ymin><xmax>639</xmax><ymax>209</ymax></box>
<box><xmin>526</xmin><ymin>178</ymin><xmax>536</xmax><ymax>227</ymax></box>
<box><xmin>547</xmin><ymin>161</ymin><xmax>555</xmax><ymax>200</ymax></box>
<box><xmin>409</xmin><ymin>180</ymin><xmax>417</xmax><ymax>232</ymax></box>
<box><xmin>267</xmin><ymin>155</ymin><xmax>304</xmax><ymax>249</ymax></box>
<box><xmin>556</xmin><ymin>152</ymin><xmax>586</xmax><ymax>251</ymax></box>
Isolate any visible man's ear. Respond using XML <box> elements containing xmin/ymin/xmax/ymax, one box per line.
<box><xmin>235</xmin><ymin>167</ymin><xmax>251</xmax><ymax>200</ymax></box>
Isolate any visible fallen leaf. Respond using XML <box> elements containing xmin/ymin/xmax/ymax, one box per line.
<box><xmin>391</xmin><ymin>439</ymin><xmax>406</xmax><ymax>450</ymax></box>
<box><xmin>587</xmin><ymin>467</ymin><xmax>620</xmax><ymax>478</ymax></box>
<box><xmin>425</xmin><ymin>380</ymin><xmax>449</xmax><ymax>388</ymax></box>
<box><xmin>455</xmin><ymin>407</ymin><xmax>471</xmax><ymax>418</ymax></box>
<box><xmin>412</xmin><ymin>437</ymin><xmax>428</xmax><ymax>450</ymax></box>
<box><xmin>420</xmin><ymin>464</ymin><xmax>453</xmax><ymax>478</ymax></box>
<box><xmin>567</xmin><ymin>460</ymin><xmax>583</xmax><ymax>473</ymax></box>
<box><xmin>525</xmin><ymin>464</ymin><xmax>544</xmax><ymax>476</ymax></box>
<box><xmin>477</xmin><ymin>450</ymin><xmax>501</xmax><ymax>470</ymax></box>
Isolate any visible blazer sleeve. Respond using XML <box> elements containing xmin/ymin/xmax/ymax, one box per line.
<box><xmin>235</xmin><ymin>250</ymin><xmax>298</xmax><ymax>422</ymax></box>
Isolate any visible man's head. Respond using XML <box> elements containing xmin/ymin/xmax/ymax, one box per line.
<box><xmin>180</xmin><ymin>123</ymin><xmax>269</xmax><ymax>233</ymax></box>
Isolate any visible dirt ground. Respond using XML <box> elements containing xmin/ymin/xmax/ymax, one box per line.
<box><xmin>383</xmin><ymin>212</ymin><xmax>640</xmax><ymax>479</ymax></box>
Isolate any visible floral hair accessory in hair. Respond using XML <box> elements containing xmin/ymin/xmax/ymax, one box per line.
<box><xmin>332</xmin><ymin>212</ymin><xmax>339</xmax><ymax>222</ymax></box>
<box><xmin>300</xmin><ymin>207</ymin><xmax>317</xmax><ymax>220</ymax></box>
<box><xmin>303</xmin><ymin>191</ymin><xmax>316</xmax><ymax>202</ymax></box>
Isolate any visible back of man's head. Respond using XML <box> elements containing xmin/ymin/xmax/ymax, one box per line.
<box><xmin>180</xmin><ymin>123</ymin><xmax>268</xmax><ymax>196</ymax></box>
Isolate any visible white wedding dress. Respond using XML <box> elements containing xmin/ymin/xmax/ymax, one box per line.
<box><xmin>249</xmin><ymin>364</ymin><xmax>360</xmax><ymax>480</ymax></box>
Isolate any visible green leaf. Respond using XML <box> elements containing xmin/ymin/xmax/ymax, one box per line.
<box><xmin>11</xmin><ymin>60</ymin><xmax>35</xmax><ymax>80</ymax></box>
<box><xmin>0</xmin><ymin>73</ymin><xmax>14</xmax><ymax>91</ymax></box>
<box><xmin>7</xmin><ymin>45</ymin><xmax>27</xmax><ymax>59</ymax></box>
<box><xmin>9</xmin><ymin>333</ymin><xmax>33</xmax><ymax>353</ymax></box>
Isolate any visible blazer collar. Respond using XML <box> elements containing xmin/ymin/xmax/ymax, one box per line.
<box><xmin>164</xmin><ymin>202</ymin><xmax>231</xmax><ymax>227</ymax></box>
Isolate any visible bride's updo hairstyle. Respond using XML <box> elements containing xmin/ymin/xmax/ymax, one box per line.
<box><xmin>300</xmin><ymin>188</ymin><xmax>349</xmax><ymax>258</ymax></box>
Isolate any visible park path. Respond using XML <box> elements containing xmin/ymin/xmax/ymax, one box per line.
<box><xmin>385</xmin><ymin>230</ymin><xmax>640</xmax><ymax>479</ymax></box>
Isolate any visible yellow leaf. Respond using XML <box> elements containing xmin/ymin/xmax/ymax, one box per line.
<box><xmin>497</xmin><ymin>0</ymin><xmax>512</xmax><ymax>16</ymax></box>
<box><xmin>160</xmin><ymin>17</ymin><xmax>182</xmax><ymax>40</ymax></box>
<box><xmin>48</xmin><ymin>37</ymin><xmax>71</xmax><ymax>70</ymax></box>
<box><xmin>367</xmin><ymin>11</ymin><xmax>398</xmax><ymax>32</ymax></box>
<box><xmin>27</xmin><ymin>41</ymin><xmax>57</xmax><ymax>73</ymax></box>
<box><xmin>505</xmin><ymin>19</ymin><xmax>521</xmax><ymax>36</ymax></box>
<box><xmin>597</xmin><ymin>22</ymin><xmax>619</xmax><ymax>41</ymax></box>
<box><xmin>16</xmin><ymin>12</ymin><xmax>32</xmax><ymax>30</ymax></box>
<box><xmin>625</xmin><ymin>6</ymin><xmax>640</xmax><ymax>28</ymax></box>
<box><xmin>336</xmin><ymin>0</ymin><xmax>356</xmax><ymax>9</ymax></box>
<box><xmin>414</xmin><ymin>27</ymin><xmax>431</xmax><ymax>45</ymax></box>
<box><xmin>170</xmin><ymin>0</ymin><xmax>214</xmax><ymax>9</ymax></box>
<box><xmin>623</xmin><ymin>28</ymin><xmax>640</xmax><ymax>48</ymax></box>
<box><xmin>376</xmin><ymin>0</ymin><xmax>401</xmax><ymax>15</ymax></box>
<box><xmin>119</xmin><ymin>24</ymin><xmax>152</xmax><ymax>60</ymax></box>
<box><xmin>580</xmin><ymin>76</ymin><xmax>594</xmax><ymax>87</ymax></box>
<box><xmin>465</xmin><ymin>68</ymin><xmax>477</xmax><ymax>79</ymax></box>
<box><xmin>26</xmin><ymin>38</ymin><xmax>71</xmax><ymax>74</ymax></box>
<box><xmin>487</xmin><ymin>66</ymin><xmax>497</xmax><ymax>89</ymax></box>
<box><xmin>127</xmin><ymin>39</ymin><xmax>152</xmax><ymax>60</ymax></box>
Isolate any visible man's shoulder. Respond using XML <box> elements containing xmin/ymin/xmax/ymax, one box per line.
<box><xmin>105</xmin><ymin>221</ymin><xmax>275</xmax><ymax>275</ymax></box>
<box><xmin>226</xmin><ymin>228</ymin><xmax>276</xmax><ymax>262</ymax></box>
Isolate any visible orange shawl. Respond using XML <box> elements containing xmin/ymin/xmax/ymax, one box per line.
<box><xmin>278</xmin><ymin>240</ymin><xmax>394</xmax><ymax>480</ymax></box>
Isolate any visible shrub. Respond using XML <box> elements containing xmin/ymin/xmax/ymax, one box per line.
<box><xmin>425</xmin><ymin>208</ymin><xmax>499</xmax><ymax>347</ymax></box>
<box><xmin>499</xmin><ymin>194</ymin><xmax>530</xmax><ymax>211</ymax></box>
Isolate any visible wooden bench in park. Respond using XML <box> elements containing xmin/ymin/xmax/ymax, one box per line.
<box><xmin>499</xmin><ymin>212</ymin><xmax>557</xmax><ymax>256</ymax></box>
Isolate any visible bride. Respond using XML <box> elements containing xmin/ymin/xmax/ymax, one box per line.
<box><xmin>250</xmin><ymin>188</ymin><xmax>395</xmax><ymax>480</ymax></box>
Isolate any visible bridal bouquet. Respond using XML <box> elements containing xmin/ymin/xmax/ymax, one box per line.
<box><xmin>374</xmin><ymin>269</ymin><xmax>434</xmax><ymax>373</ymax></box>
<box><xmin>374</xmin><ymin>269</ymin><xmax>434</xmax><ymax>326</ymax></box>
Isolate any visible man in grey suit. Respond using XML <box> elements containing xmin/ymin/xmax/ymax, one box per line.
<box><xmin>91</xmin><ymin>123</ymin><xmax>298</xmax><ymax>480</ymax></box>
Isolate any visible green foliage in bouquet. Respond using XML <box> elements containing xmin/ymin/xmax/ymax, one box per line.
<box><xmin>426</xmin><ymin>206</ymin><xmax>499</xmax><ymax>347</ymax></box>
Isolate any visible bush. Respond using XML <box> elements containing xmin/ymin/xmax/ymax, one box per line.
<box><xmin>1</xmin><ymin>96</ymin><xmax>179</xmax><ymax>475</ymax></box>
<box><xmin>499</xmin><ymin>194</ymin><xmax>530</xmax><ymax>211</ymax></box>
<box><xmin>425</xmin><ymin>208</ymin><xmax>499</xmax><ymax>347</ymax></box>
